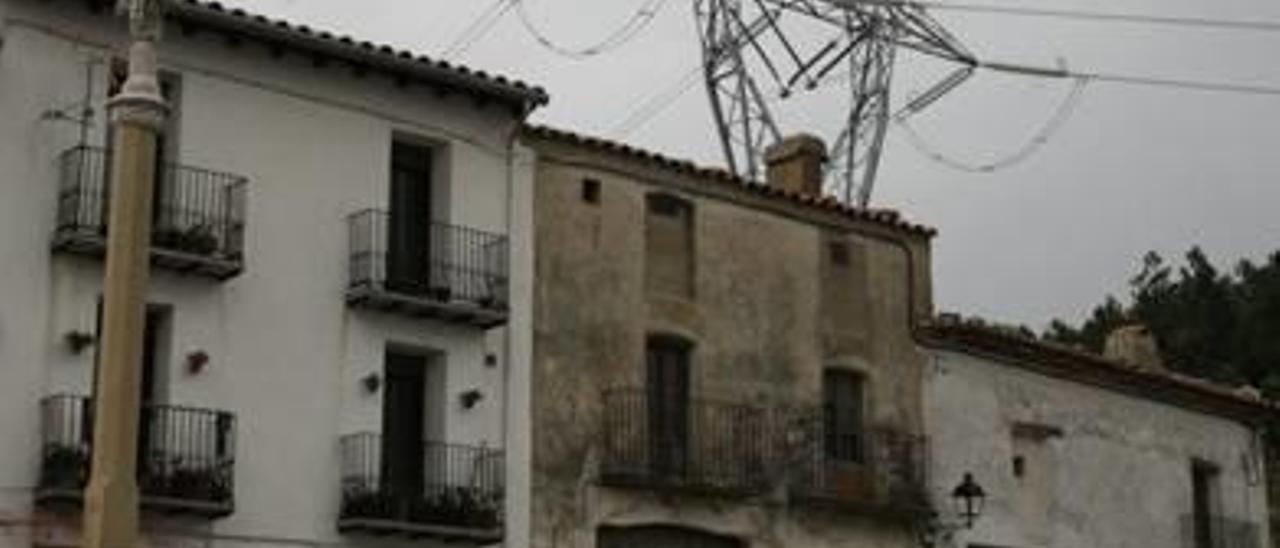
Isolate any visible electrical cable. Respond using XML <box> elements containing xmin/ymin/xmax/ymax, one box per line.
<box><xmin>611</xmin><ymin>64</ymin><xmax>704</xmax><ymax>137</ymax></box>
<box><xmin>893</xmin><ymin>76</ymin><xmax>1088</xmax><ymax>173</ymax></box>
<box><xmin>845</xmin><ymin>0</ymin><xmax>1280</xmax><ymax>34</ymax></box>
<box><xmin>442</xmin><ymin>0</ymin><xmax>517</xmax><ymax>58</ymax></box>
<box><xmin>515</xmin><ymin>0</ymin><xmax>668</xmax><ymax>59</ymax></box>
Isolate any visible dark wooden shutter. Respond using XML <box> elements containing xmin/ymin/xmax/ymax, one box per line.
<box><xmin>387</xmin><ymin>142</ymin><xmax>434</xmax><ymax>295</ymax></box>
<box><xmin>823</xmin><ymin>369</ymin><xmax>865</xmax><ymax>462</ymax></box>
<box><xmin>646</xmin><ymin>337</ymin><xmax>690</xmax><ymax>477</ymax></box>
<box><xmin>382</xmin><ymin>351</ymin><xmax>427</xmax><ymax>513</ymax></box>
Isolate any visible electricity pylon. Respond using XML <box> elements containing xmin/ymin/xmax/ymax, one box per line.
<box><xmin>695</xmin><ymin>0</ymin><xmax>977</xmax><ymax>206</ymax></box>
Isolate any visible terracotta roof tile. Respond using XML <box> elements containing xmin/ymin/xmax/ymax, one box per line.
<box><xmin>163</xmin><ymin>0</ymin><xmax>549</xmax><ymax>108</ymax></box>
<box><xmin>522</xmin><ymin>125</ymin><xmax>937</xmax><ymax>238</ymax></box>
<box><xmin>919</xmin><ymin>314</ymin><xmax>1279</xmax><ymax>421</ymax></box>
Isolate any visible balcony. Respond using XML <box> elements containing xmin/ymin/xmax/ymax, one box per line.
<box><xmin>346</xmin><ymin>210</ymin><xmax>509</xmax><ymax>328</ymax></box>
<box><xmin>788</xmin><ymin>422</ymin><xmax>930</xmax><ymax>518</ymax></box>
<box><xmin>35</xmin><ymin>395</ymin><xmax>236</xmax><ymax>518</ymax></box>
<box><xmin>338</xmin><ymin>433</ymin><xmax>504</xmax><ymax>543</ymax></box>
<box><xmin>599</xmin><ymin>388</ymin><xmax>776</xmax><ymax>497</ymax></box>
<box><xmin>599</xmin><ymin>388</ymin><xmax>928</xmax><ymax>515</ymax></box>
<box><xmin>52</xmin><ymin>146</ymin><xmax>248</xmax><ymax>280</ymax></box>
<box><xmin>1182</xmin><ymin>514</ymin><xmax>1262</xmax><ymax>548</ymax></box>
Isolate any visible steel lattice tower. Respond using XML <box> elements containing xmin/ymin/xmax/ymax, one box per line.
<box><xmin>695</xmin><ymin>0</ymin><xmax>977</xmax><ymax>206</ymax></box>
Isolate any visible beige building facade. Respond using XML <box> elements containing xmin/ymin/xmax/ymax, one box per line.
<box><xmin>520</xmin><ymin>127</ymin><xmax>940</xmax><ymax>548</ymax></box>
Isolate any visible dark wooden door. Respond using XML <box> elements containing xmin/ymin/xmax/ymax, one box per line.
<box><xmin>599</xmin><ymin>526</ymin><xmax>742</xmax><ymax>548</ymax></box>
<box><xmin>387</xmin><ymin>142</ymin><xmax>433</xmax><ymax>295</ymax></box>
<box><xmin>646</xmin><ymin>338</ymin><xmax>690</xmax><ymax>477</ymax></box>
<box><xmin>1192</xmin><ymin>462</ymin><xmax>1218</xmax><ymax>548</ymax></box>
<box><xmin>823</xmin><ymin>369</ymin><xmax>865</xmax><ymax>462</ymax></box>
<box><xmin>136</xmin><ymin>310</ymin><xmax>162</xmax><ymax>477</ymax></box>
<box><xmin>382</xmin><ymin>351</ymin><xmax>427</xmax><ymax>510</ymax></box>
<box><xmin>92</xmin><ymin>303</ymin><xmax>162</xmax><ymax>461</ymax></box>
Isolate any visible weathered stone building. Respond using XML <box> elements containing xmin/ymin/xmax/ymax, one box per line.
<box><xmin>921</xmin><ymin>318</ymin><xmax>1275</xmax><ymax>548</ymax></box>
<box><xmin>520</xmin><ymin>127</ymin><xmax>939</xmax><ymax>548</ymax></box>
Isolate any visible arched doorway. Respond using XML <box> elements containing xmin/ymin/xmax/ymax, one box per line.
<box><xmin>598</xmin><ymin>525</ymin><xmax>743</xmax><ymax>548</ymax></box>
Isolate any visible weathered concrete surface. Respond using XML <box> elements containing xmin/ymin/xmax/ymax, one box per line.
<box><xmin>926</xmin><ymin>348</ymin><xmax>1272</xmax><ymax>548</ymax></box>
<box><xmin>524</xmin><ymin>133</ymin><xmax>934</xmax><ymax>548</ymax></box>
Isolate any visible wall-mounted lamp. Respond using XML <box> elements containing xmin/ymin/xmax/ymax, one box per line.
<box><xmin>917</xmin><ymin>472</ymin><xmax>987</xmax><ymax>548</ymax></box>
<box><xmin>185</xmin><ymin>350</ymin><xmax>210</xmax><ymax>375</ymax></box>
<box><xmin>361</xmin><ymin>373</ymin><xmax>381</xmax><ymax>394</ymax></box>
<box><xmin>951</xmin><ymin>472</ymin><xmax>986</xmax><ymax>528</ymax></box>
<box><xmin>460</xmin><ymin>389</ymin><xmax>484</xmax><ymax>410</ymax></box>
<box><xmin>64</xmin><ymin>331</ymin><xmax>96</xmax><ymax>355</ymax></box>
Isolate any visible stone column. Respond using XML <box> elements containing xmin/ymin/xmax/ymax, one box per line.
<box><xmin>82</xmin><ymin>39</ymin><xmax>167</xmax><ymax>548</ymax></box>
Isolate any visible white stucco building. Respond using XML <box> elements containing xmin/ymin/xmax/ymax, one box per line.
<box><xmin>920</xmin><ymin>318</ymin><xmax>1274</xmax><ymax>548</ymax></box>
<box><xmin>0</xmin><ymin>1</ymin><xmax>545</xmax><ymax>547</ymax></box>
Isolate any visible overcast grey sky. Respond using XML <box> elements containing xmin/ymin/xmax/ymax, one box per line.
<box><xmin>223</xmin><ymin>0</ymin><xmax>1280</xmax><ymax>329</ymax></box>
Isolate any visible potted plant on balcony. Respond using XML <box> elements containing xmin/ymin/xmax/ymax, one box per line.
<box><xmin>340</xmin><ymin>483</ymin><xmax>395</xmax><ymax>520</ymax></box>
<box><xmin>166</xmin><ymin>463</ymin><xmax>228</xmax><ymax>502</ymax></box>
<box><xmin>152</xmin><ymin>224</ymin><xmax>219</xmax><ymax>256</ymax></box>
<box><xmin>411</xmin><ymin>487</ymin><xmax>500</xmax><ymax>529</ymax></box>
<box><xmin>39</xmin><ymin>445</ymin><xmax>89</xmax><ymax>490</ymax></box>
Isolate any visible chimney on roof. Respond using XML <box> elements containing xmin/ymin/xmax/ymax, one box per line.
<box><xmin>765</xmin><ymin>134</ymin><xmax>827</xmax><ymax>196</ymax></box>
<box><xmin>1103</xmin><ymin>324</ymin><xmax>1164</xmax><ymax>371</ymax></box>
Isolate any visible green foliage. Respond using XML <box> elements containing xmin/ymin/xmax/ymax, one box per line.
<box><xmin>1043</xmin><ymin>247</ymin><xmax>1280</xmax><ymax>397</ymax></box>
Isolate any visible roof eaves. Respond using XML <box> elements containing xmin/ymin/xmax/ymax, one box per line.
<box><xmin>168</xmin><ymin>0</ymin><xmax>549</xmax><ymax>110</ymax></box>
<box><xmin>918</xmin><ymin>318</ymin><xmax>1280</xmax><ymax>421</ymax></box>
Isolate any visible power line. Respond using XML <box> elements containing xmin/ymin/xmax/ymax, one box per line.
<box><xmin>894</xmin><ymin>76</ymin><xmax>1089</xmax><ymax>173</ymax></box>
<box><xmin>516</xmin><ymin>0</ymin><xmax>668</xmax><ymax>59</ymax></box>
<box><xmin>442</xmin><ymin>0</ymin><xmax>517</xmax><ymax>58</ymax></box>
<box><xmin>845</xmin><ymin>0</ymin><xmax>1280</xmax><ymax>34</ymax></box>
<box><xmin>977</xmin><ymin>60</ymin><xmax>1280</xmax><ymax>97</ymax></box>
<box><xmin>611</xmin><ymin>65</ymin><xmax>703</xmax><ymax>137</ymax></box>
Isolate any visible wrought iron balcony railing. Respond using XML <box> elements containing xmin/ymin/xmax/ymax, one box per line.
<box><xmin>36</xmin><ymin>394</ymin><xmax>236</xmax><ymax>518</ymax></box>
<box><xmin>600</xmin><ymin>388</ymin><xmax>776</xmax><ymax>496</ymax></box>
<box><xmin>52</xmin><ymin>146</ymin><xmax>248</xmax><ymax>280</ymax></box>
<box><xmin>338</xmin><ymin>433</ymin><xmax>504</xmax><ymax>542</ymax></box>
<box><xmin>346</xmin><ymin>210</ymin><xmax>509</xmax><ymax>328</ymax></box>
<box><xmin>1182</xmin><ymin>514</ymin><xmax>1263</xmax><ymax>548</ymax></box>
<box><xmin>599</xmin><ymin>388</ymin><xmax>928</xmax><ymax>515</ymax></box>
<box><xmin>788</xmin><ymin>418</ymin><xmax>930</xmax><ymax>516</ymax></box>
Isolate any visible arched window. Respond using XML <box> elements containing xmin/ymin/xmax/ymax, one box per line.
<box><xmin>645</xmin><ymin>193</ymin><xmax>695</xmax><ymax>298</ymax></box>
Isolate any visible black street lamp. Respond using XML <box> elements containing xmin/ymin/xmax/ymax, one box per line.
<box><xmin>918</xmin><ymin>472</ymin><xmax>988</xmax><ymax>548</ymax></box>
<box><xmin>950</xmin><ymin>472</ymin><xmax>987</xmax><ymax>529</ymax></box>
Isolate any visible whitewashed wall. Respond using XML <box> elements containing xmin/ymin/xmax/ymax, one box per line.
<box><xmin>925</xmin><ymin>348</ymin><xmax>1271</xmax><ymax>548</ymax></box>
<box><xmin>0</xmin><ymin>0</ymin><xmax>535</xmax><ymax>546</ymax></box>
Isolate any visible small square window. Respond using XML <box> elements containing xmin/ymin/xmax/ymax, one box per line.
<box><xmin>829</xmin><ymin>241</ymin><xmax>850</xmax><ymax>266</ymax></box>
<box><xmin>582</xmin><ymin>178</ymin><xmax>601</xmax><ymax>204</ymax></box>
<box><xmin>1013</xmin><ymin>455</ymin><xmax>1026</xmax><ymax>479</ymax></box>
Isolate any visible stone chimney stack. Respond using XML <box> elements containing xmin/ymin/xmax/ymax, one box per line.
<box><xmin>1104</xmin><ymin>324</ymin><xmax>1164</xmax><ymax>371</ymax></box>
<box><xmin>765</xmin><ymin>134</ymin><xmax>827</xmax><ymax>196</ymax></box>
